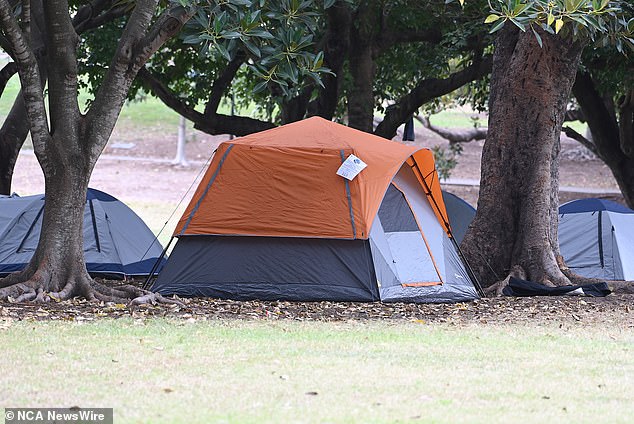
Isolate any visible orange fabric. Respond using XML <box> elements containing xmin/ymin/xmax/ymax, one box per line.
<box><xmin>401</xmin><ymin>282</ymin><xmax>443</xmax><ymax>288</ymax></box>
<box><xmin>409</xmin><ymin>151</ymin><xmax>451</xmax><ymax>235</ymax></box>
<box><xmin>174</xmin><ymin>117</ymin><xmax>450</xmax><ymax>239</ymax></box>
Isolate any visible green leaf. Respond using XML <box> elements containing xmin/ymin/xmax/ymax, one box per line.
<box><xmin>547</xmin><ymin>13</ymin><xmax>555</xmax><ymax>26</ymax></box>
<box><xmin>555</xmin><ymin>19</ymin><xmax>564</xmax><ymax>34</ymax></box>
<box><xmin>489</xmin><ymin>18</ymin><xmax>506</xmax><ymax>34</ymax></box>
<box><xmin>512</xmin><ymin>3</ymin><xmax>529</xmax><ymax>16</ymax></box>
<box><xmin>509</xmin><ymin>17</ymin><xmax>526</xmax><ymax>32</ymax></box>
<box><xmin>253</xmin><ymin>80</ymin><xmax>268</xmax><ymax>93</ymax></box>
<box><xmin>484</xmin><ymin>14</ymin><xmax>501</xmax><ymax>24</ymax></box>
<box><xmin>324</xmin><ymin>0</ymin><xmax>336</xmax><ymax>8</ymax></box>
<box><xmin>564</xmin><ymin>0</ymin><xmax>575</xmax><ymax>12</ymax></box>
<box><xmin>532</xmin><ymin>27</ymin><xmax>543</xmax><ymax>48</ymax></box>
<box><xmin>247</xmin><ymin>29</ymin><xmax>275</xmax><ymax>39</ymax></box>
<box><xmin>243</xmin><ymin>40</ymin><xmax>261</xmax><ymax>57</ymax></box>
<box><xmin>221</xmin><ymin>31</ymin><xmax>242</xmax><ymax>39</ymax></box>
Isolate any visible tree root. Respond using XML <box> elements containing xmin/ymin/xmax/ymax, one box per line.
<box><xmin>0</xmin><ymin>273</ymin><xmax>183</xmax><ymax>307</ymax></box>
<box><xmin>484</xmin><ymin>258</ymin><xmax>634</xmax><ymax>297</ymax></box>
<box><xmin>484</xmin><ymin>265</ymin><xmax>527</xmax><ymax>297</ymax></box>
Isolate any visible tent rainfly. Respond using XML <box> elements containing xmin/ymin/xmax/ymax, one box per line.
<box><xmin>0</xmin><ymin>188</ymin><xmax>165</xmax><ymax>278</ymax></box>
<box><xmin>559</xmin><ymin>198</ymin><xmax>634</xmax><ymax>281</ymax></box>
<box><xmin>441</xmin><ymin>191</ymin><xmax>476</xmax><ymax>245</ymax></box>
<box><xmin>152</xmin><ymin>117</ymin><xmax>479</xmax><ymax>303</ymax></box>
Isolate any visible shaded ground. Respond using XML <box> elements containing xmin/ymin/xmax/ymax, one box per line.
<box><xmin>1</xmin><ymin>284</ymin><xmax>631</xmax><ymax>326</ymax></box>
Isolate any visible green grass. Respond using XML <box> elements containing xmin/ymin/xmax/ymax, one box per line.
<box><xmin>426</xmin><ymin>109</ymin><xmax>587</xmax><ymax>133</ymax></box>
<box><xmin>1</xmin><ymin>319</ymin><xmax>632</xmax><ymax>423</ymax></box>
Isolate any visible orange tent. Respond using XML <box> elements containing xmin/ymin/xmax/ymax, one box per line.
<box><xmin>175</xmin><ymin>117</ymin><xmax>449</xmax><ymax>240</ymax></box>
<box><xmin>154</xmin><ymin>117</ymin><xmax>478</xmax><ymax>303</ymax></box>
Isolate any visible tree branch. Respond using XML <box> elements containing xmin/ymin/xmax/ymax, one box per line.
<box><xmin>374</xmin><ymin>54</ymin><xmax>493</xmax><ymax>139</ymax></box>
<box><xmin>193</xmin><ymin>114</ymin><xmax>276</xmax><ymax>137</ymax></box>
<box><xmin>72</xmin><ymin>0</ymin><xmax>128</xmax><ymax>35</ymax></box>
<box><xmin>420</xmin><ymin>115</ymin><xmax>487</xmax><ymax>143</ymax></box>
<box><xmin>571</xmin><ymin>71</ymin><xmax>621</xmax><ymax>164</ymax></box>
<box><xmin>129</xmin><ymin>5</ymin><xmax>194</xmax><ymax>75</ymax></box>
<box><xmin>0</xmin><ymin>61</ymin><xmax>17</xmax><ymax>95</ymax></box>
<box><xmin>565</xmin><ymin>107</ymin><xmax>585</xmax><ymax>122</ymax></box>
<box><xmin>0</xmin><ymin>0</ymin><xmax>49</xmax><ymax>150</ymax></box>
<box><xmin>138</xmin><ymin>66</ymin><xmax>275</xmax><ymax>136</ymax></box>
<box><xmin>307</xmin><ymin>1</ymin><xmax>351</xmax><ymax>119</ymax></box>
<box><xmin>377</xmin><ymin>28</ymin><xmax>442</xmax><ymax>53</ymax></box>
<box><xmin>43</xmin><ymin>1</ymin><xmax>81</xmax><ymax>138</ymax></box>
<box><xmin>137</xmin><ymin>66</ymin><xmax>201</xmax><ymax>122</ymax></box>
<box><xmin>203</xmin><ymin>51</ymin><xmax>245</xmax><ymax>118</ymax></box>
<box><xmin>561</xmin><ymin>126</ymin><xmax>598</xmax><ymax>156</ymax></box>
<box><xmin>86</xmin><ymin>1</ymin><xmax>192</xmax><ymax>158</ymax></box>
<box><xmin>618</xmin><ymin>89</ymin><xmax>634</xmax><ymax>159</ymax></box>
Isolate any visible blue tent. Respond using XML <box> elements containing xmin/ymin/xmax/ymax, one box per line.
<box><xmin>559</xmin><ymin>198</ymin><xmax>634</xmax><ymax>280</ymax></box>
<box><xmin>0</xmin><ymin>188</ymin><xmax>165</xmax><ymax>278</ymax></box>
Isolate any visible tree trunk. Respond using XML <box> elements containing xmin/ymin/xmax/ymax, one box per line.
<box><xmin>461</xmin><ymin>27</ymin><xmax>585</xmax><ymax>288</ymax></box>
<box><xmin>572</xmin><ymin>73</ymin><xmax>634</xmax><ymax>208</ymax></box>
<box><xmin>347</xmin><ymin>3</ymin><xmax>378</xmax><ymax>132</ymax></box>
<box><xmin>171</xmin><ymin>115</ymin><xmax>189</xmax><ymax>166</ymax></box>
<box><xmin>307</xmin><ymin>1</ymin><xmax>351</xmax><ymax>120</ymax></box>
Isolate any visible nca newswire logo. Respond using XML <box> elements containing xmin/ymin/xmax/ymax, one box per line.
<box><xmin>5</xmin><ymin>408</ymin><xmax>113</xmax><ymax>424</ymax></box>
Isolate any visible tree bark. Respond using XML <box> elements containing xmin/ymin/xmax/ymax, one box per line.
<box><xmin>571</xmin><ymin>72</ymin><xmax>634</xmax><ymax>208</ymax></box>
<box><xmin>461</xmin><ymin>26</ymin><xmax>585</xmax><ymax>288</ymax></box>
<box><xmin>347</xmin><ymin>2</ymin><xmax>379</xmax><ymax>132</ymax></box>
<box><xmin>306</xmin><ymin>1</ymin><xmax>351</xmax><ymax>120</ymax></box>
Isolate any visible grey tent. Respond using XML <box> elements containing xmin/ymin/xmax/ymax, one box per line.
<box><xmin>152</xmin><ymin>117</ymin><xmax>479</xmax><ymax>303</ymax></box>
<box><xmin>558</xmin><ymin>198</ymin><xmax>634</xmax><ymax>280</ymax></box>
<box><xmin>0</xmin><ymin>188</ymin><xmax>165</xmax><ymax>278</ymax></box>
<box><xmin>441</xmin><ymin>191</ymin><xmax>476</xmax><ymax>244</ymax></box>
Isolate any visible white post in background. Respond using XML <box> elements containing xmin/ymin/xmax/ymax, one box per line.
<box><xmin>172</xmin><ymin>116</ymin><xmax>189</xmax><ymax>166</ymax></box>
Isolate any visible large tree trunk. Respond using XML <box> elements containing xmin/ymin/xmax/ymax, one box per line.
<box><xmin>1</xmin><ymin>161</ymin><xmax>93</xmax><ymax>298</ymax></box>
<box><xmin>572</xmin><ymin>73</ymin><xmax>634</xmax><ymax>208</ymax></box>
<box><xmin>461</xmin><ymin>27</ymin><xmax>585</xmax><ymax>288</ymax></box>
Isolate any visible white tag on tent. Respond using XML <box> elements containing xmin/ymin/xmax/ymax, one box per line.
<box><xmin>337</xmin><ymin>154</ymin><xmax>367</xmax><ymax>181</ymax></box>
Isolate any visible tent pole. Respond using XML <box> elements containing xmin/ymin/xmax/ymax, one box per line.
<box><xmin>409</xmin><ymin>161</ymin><xmax>485</xmax><ymax>297</ymax></box>
<box><xmin>143</xmin><ymin>236</ymin><xmax>174</xmax><ymax>290</ymax></box>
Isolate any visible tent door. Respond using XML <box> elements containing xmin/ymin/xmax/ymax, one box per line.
<box><xmin>376</xmin><ymin>166</ymin><xmax>445</xmax><ymax>286</ymax></box>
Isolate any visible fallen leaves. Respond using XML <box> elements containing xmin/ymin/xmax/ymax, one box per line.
<box><xmin>0</xmin><ymin>282</ymin><xmax>631</xmax><ymax>327</ymax></box>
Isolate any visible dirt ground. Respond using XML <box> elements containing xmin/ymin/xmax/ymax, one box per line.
<box><xmin>1</xmin><ymin>284</ymin><xmax>632</xmax><ymax>326</ymax></box>
<box><xmin>5</xmin><ymin>120</ymin><xmax>631</xmax><ymax>323</ymax></box>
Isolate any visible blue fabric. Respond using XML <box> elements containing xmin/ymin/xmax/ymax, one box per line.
<box><xmin>402</xmin><ymin>116</ymin><xmax>415</xmax><ymax>141</ymax></box>
<box><xmin>0</xmin><ymin>258</ymin><xmax>165</xmax><ymax>278</ymax></box>
<box><xmin>559</xmin><ymin>198</ymin><xmax>634</xmax><ymax>214</ymax></box>
<box><xmin>85</xmin><ymin>188</ymin><xmax>117</xmax><ymax>202</ymax></box>
<box><xmin>153</xmin><ymin>235</ymin><xmax>379</xmax><ymax>301</ymax></box>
